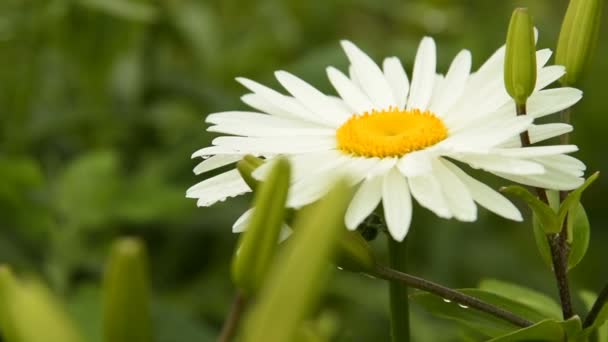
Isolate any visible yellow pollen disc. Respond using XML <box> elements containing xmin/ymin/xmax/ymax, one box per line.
<box><xmin>336</xmin><ymin>108</ymin><xmax>448</xmax><ymax>158</ymax></box>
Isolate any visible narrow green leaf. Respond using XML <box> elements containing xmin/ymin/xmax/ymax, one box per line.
<box><xmin>532</xmin><ymin>214</ymin><xmax>553</xmax><ymax>269</ymax></box>
<box><xmin>557</xmin><ymin>172</ymin><xmax>599</xmax><ymax>230</ymax></box>
<box><xmin>479</xmin><ymin>279</ymin><xmax>562</xmax><ymax>320</ymax></box>
<box><xmin>560</xmin><ymin>316</ymin><xmax>583</xmax><ymax>340</ymax></box>
<box><xmin>241</xmin><ymin>179</ymin><xmax>353</xmax><ymax>342</ymax></box>
<box><xmin>567</xmin><ymin>203</ymin><xmax>590</xmax><ymax>270</ymax></box>
<box><xmin>103</xmin><ymin>238</ymin><xmax>151</xmax><ymax>342</ymax></box>
<box><xmin>488</xmin><ymin>319</ymin><xmax>563</xmax><ymax>342</ymax></box>
<box><xmin>411</xmin><ymin>289</ymin><xmax>546</xmax><ymax>337</ymax></box>
<box><xmin>232</xmin><ymin>157</ymin><xmax>291</xmax><ymax>296</ymax></box>
<box><xmin>501</xmin><ymin>185</ymin><xmax>559</xmax><ymax>233</ymax></box>
<box><xmin>335</xmin><ymin>231</ymin><xmax>375</xmax><ymax>273</ymax></box>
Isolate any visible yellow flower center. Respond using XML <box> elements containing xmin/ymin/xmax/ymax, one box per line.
<box><xmin>336</xmin><ymin>108</ymin><xmax>448</xmax><ymax>158</ymax></box>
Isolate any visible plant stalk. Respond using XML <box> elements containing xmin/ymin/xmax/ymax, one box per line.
<box><xmin>373</xmin><ymin>264</ymin><xmax>533</xmax><ymax>328</ymax></box>
<box><xmin>583</xmin><ymin>282</ymin><xmax>608</xmax><ymax>329</ymax></box>
<box><xmin>218</xmin><ymin>292</ymin><xmax>247</xmax><ymax>342</ymax></box>
<box><xmin>517</xmin><ymin>104</ymin><xmax>573</xmax><ymax>319</ymax></box>
<box><xmin>388</xmin><ymin>238</ymin><xmax>410</xmax><ymax>342</ymax></box>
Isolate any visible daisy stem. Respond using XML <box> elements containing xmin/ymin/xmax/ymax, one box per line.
<box><xmin>218</xmin><ymin>291</ymin><xmax>247</xmax><ymax>342</ymax></box>
<box><xmin>388</xmin><ymin>238</ymin><xmax>410</xmax><ymax>342</ymax></box>
<box><xmin>583</xmin><ymin>281</ymin><xmax>608</xmax><ymax>329</ymax></box>
<box><xmin>518</xmin><ymin>104</ymin><xmax>574</xmax><ymax>319</ymax></box>
<box><xmin>372</xmin><ymin>264</ymin><xmax>533</xmax><ymax>328</ymax></box>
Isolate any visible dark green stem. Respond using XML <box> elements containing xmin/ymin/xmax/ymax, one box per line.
<box><xmin>372</xmin><ymin>265</ymin><xmax>533</xmax><ymax>328</ymax></box>
<box><xmin>583</xmin><ymin>282</ymin><xmax>608</xmax><ymax>329</ymax></box>
<box><xmin>388</xmin><ymin>238</ymin><xmax>410</xmax><ymax>342</ymax></box>
<box><xmin>218</xmin><ymin>292</ymin><xmax>247</xmax><ymax>342</ymax></box>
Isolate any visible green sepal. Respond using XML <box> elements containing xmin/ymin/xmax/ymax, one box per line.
<box><xmin>232</xmin><ymin>157</ymin><xmax>291</xmax><ymax>296</ymax></box>
<box><xmin>237</xmin><ymin>155</ymin><xmax>265</xmax><ymax>191</ymax></box>
<box><xmin>240</xmin><ymin>179</ymin><xmax>353</xmax><ymax>342</ymax></box>
<box><xmin>504</xmin><ymin>8</ymin><xmax>537</xmax><ymax>105</ymax></box>
<box><xmin>556</xmin><ymin>172</ymin><xmax>599</xmax><ymax>230</ymax></box>
<box><xmin>501</xmin><ymin>186</ymin><xmax>559</xmax><ymax>233</ymax></box>
<box><xmin>103</xmin><ymin>238</ymin><xmax>151</xmax><ymax>342</ymax></box>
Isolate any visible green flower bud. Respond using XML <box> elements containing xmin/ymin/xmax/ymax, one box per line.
<box><xmin>504</xmin><ymin>8</ymin><xmax>537</xmax><ymax>106</ymax></box>
<box><xmin>241</xmin><ymin>179</ymin><xmax>353</xmax><ymax>342</ymax></box>
<box><xmin>556</xmin><ymin>0</ymin><xmax>604</xmax><ymax>86</ymax></box>
<box><xmin>336</xmin><ymin>231</ymin><xmax>376</xmax><ymax>273</ymax></box>
<box><xmin>0</xmin><ymin>270</ymin><xmax>83</xmax><ymax>342</ymax></box>
<box><xmin>232</xmin><ymin>157</ymin><xmax>291</xmax><ymax>296</ymax></box>
<box><xmin>103</xmin><ymin>238</ymin><xmax>151</xmax><ymax>342</ymax></box>
<box><xmin>237</xmin><ymin>155</ymin><xmax>265</xmax><ymax>190</ymax></box>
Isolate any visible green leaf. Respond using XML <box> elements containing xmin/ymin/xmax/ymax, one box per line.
<box><xmin>560</xmin><ymin>316</ymin><xmax>583</xmax><ymax>341</ymax></box>
<box><xmin>567</xmin><ymin>203</ymin><xmax>590</xmax><ymax>270</ymax></box>
<box><xmin>488</xmin><ymin>319</ymin><xmax>563</xmax><ymax>341</ymax></box>
<box><xmin>232</xmin><ymin>157</ymin><xmax>291</xmax><ymax>296</ymax></box>
<box><xmin>501</xmin><ymin>185</ymin><xmax>559</xmax><ymax>233</ymax></box>
<box><xmin>532</xmin><ymin>214</ymin><xmax>553</xmax><ymax>269</ymax></box>
<box><xmin>240</xmin><ymin>179</ymin><xmax>353</xmax><ymax>342</ymax></box>
<box><xmin>479</xmin><ymin>279</ymin><xmax>562</xmax><ymax>320</ymax></box>
<box><xmin>78</xmin><ymin>0</ymin><xmax>158</xmax><ymax>22</ymax></box>
<box><xmin>410</xmin><ymin>289</ymin><xmax>546</xmax><ymax>337</ymax></box>
<box><xmin>557</xmin><ymin>172</ymin><xmax>599</xmax><ymax>231</ymax></box>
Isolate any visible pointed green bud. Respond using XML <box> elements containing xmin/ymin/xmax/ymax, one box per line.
<box><xmin>232</xmin><ymin>157</ymin><xmax>291</xmax><ymax>296</ymax></box>
<box><xmin>103</xmin><ymin>238</ymin><xmax>151</xmax><ymax>342</ymax></box>
<box><xmin>556</xmin><ymin>0</ymin><xmax>604</xmax><ymax>86</ymax></box>
<box><xmin>0</xmin><ymin>274</ymin><xmax>83</xmax><ymax>342</ymax></box>
<box><xmin>237</xmin><ymin>155</ymin><xmax>265</xmax><ymax>190</ymax></box>
<box><xmin>241</xmin><ymin>179</ymin><xmax>353</xmax><ymax>342</ymax></box>
<box><xmin>336</xmin><ymin>231</ymin><xmax>376</xmax><ymax>273</ymax></box>
<box><xmin>504</xmin><ymin>8</ymin><xmax>537</xmax><ymax>106</ymax></box>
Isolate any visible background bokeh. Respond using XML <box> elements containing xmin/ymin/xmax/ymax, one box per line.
<box><xmin>0</xmin><ymin>0</ymin><xmax>606</xmax><ymax>340</ymax></box>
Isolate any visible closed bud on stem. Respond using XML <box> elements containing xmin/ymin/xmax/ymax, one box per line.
<box><xmin>232</xmin><ymin>157</ymin><xmax>291</xmax><ymax>296</ymax></box>
<box><xmin>103</xmin><ymin>238</ymin><xmax>151</xmax><ymax>342</ymax></box>
<box><xmin>237</xmin><ymin>155</ymin><xmax>265</xmax><ymax>190</ymax></box>
<box><xmin>556</xmin><ymin>0</ymin><xmax>604</xmax><ymax>86</ymax></box>
<box><xmin>336</xmin><ymin>231</ymin><xmax>376</xmax><ymax>273</ymax></box>
<box><xmin>504</xmin><ymin>8</ymin><xmax>537</xmax><ymax>106</ymax></box>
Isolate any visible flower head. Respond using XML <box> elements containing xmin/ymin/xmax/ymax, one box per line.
<box><xmin>187</xmin><ymin>36</ymin><xmax>585</xmax><ymax>241</ymax></box>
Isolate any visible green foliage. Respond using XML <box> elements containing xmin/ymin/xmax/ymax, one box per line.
<box><xmin>241</xmin><ymin>180</ymin><xmax>353</xmax><ymax>342</ymax></box>
<box><xmin>501</xmin><ymin>186</ymin><xmax>558</xmax><ymax>233</ymax></box>
<box><xmin>231</xmin><ymin>157</ymin><xmax>291</xmax><ymax>296</ymax></box>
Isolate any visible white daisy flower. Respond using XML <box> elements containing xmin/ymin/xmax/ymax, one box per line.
<box><xmin>187</xmin><ymin>37</ymin><xmax>585</xmax><ymax>241</ymax></box>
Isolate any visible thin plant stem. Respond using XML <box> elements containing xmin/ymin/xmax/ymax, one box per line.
<box><xmin>583</xmin><ymin>282</ymin><xmax>608</xmax><ymax>329</ymax></box>
<box><xmin>372</xmin><ymin>264</ymin><xmax>533</xmax><ymax>328</ymax></box>
<box><xmin>388</xmin><ymin>238</ymin><xmax>410</xmax><ymax>342</ymax></box>
<box><xmin>517</xmin><ymin>104</ymin><xmax>574</xmax><ymax>319</ymax></box>
<box><xmin>218</xmin><ymin>292</ymin><xmax>247</xmax><ymax>342</ymax></box>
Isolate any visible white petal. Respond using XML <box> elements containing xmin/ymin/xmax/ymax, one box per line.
<box><xmin>233</xmin><ymin>208</ymin><xmax>254</xmax><ymax>232</ymax></box>
<box><xmin>187</xmin><ymin>169</ymin><xmax>251</xmax><ymax>206</ymax></box>
<box><xmin>430</xmin><ymin>49</ymin><xmax>471</xmax><ymax>115</ymax></box>
<box><xmin>241</xmin><ymin>93</ymin><xmax>293</xmax><ymax>118</ymax></box>
<box><xmin>536</xmin><ymin>49</ymin><xmax>553</xmax><ymax>68</ymax></box>
<box><xmin>326</xmin><ymin>66</ymin><xmax>375</xmax><ymax>114</ymax></box>
<box><xmin>408</xmin><ymin>173</ymin><xmax>451</xmax><ymax>219</ymax></box>
<box><xmin>193</xmin><ymin>155</ymin><xmax>242</xmax><ymax>175</ymax></box>
<box><xmin>526</xmin><ymin>88</ymin><xmax>583</xmax><ymax>118</ymax></box>
<box><xmin>287</xmin><ymin>160</ymin><xmax>347</xmax><ymax>208</ymax></box>
<box><xmin>494</xmin><ymin>170</ymin><xmax>584</xmax><ymax>191</ymax></box>
<box><xmin>210</xmin><ymin>136</ymin><xmax>335</xmax><ymax>154</ymax></box>
<box><xmin>450</xmin><ymin>153</ymin><xmax>545</xmax><ymax>175</ymax></box>
<box><xmin>535</xmin><ymin>65</ymin><xmax>566</xmax><ymax>91</ymax></box>
<box><xmin>491</xmin><ymin>145</ymin><xmax>578</xmax><ymax>158</ymax></box>
<box><xmin>383</xmin><ymin>57</ymin><xmax>410</xmax><ymax>109</ymax></box>
<box><xmin>345</xmin><ymin>176</ymin><xmax>383</xmax><ymax>230</ymax></box>
<box><xmin>236</xmin><ymin>77</ymin><xmax>331</xmax><ymax>126</ymax></box>
<box><xmin>442</xmin><ymin>160</ymin><xmax>522</xmax><ymax>221</ymax></box>
<box><xmin>341</xmin><ymin>40</ymin><xmax>396</xmax><ymax>109</ymax></box>
<box><xmin>275</xmin><ymin>70</ymin><xmax>350</xmax><ymax>125</ymax></box>
<box><xmin>433</xmin><ymin>159</ymin><xmax>477</xmax><ymax>221</ymax></box>
<box><xmin>382</xmin><ymin>168</ymin><xmax>412</xmax><ymax>241</ymax></box>
<box><xmin>443</xmin><ymin>116</ymin><xmax>534</xmax><ymax>150</ymax></box>
<box><xmin>499</xmin><ymin>123</ymin><xmax>574</xmax><ymax>148</ymax></box>
<box><xmin>407</xmin><ymin>37</ymin><xmax>436</xmax><ymax>111</ymax></box>
<box><xmin>397</xmin><ymin>151</ymin><xmax>433</xmax><ymax>177</ymax></box>
<box><xmin>366</xmin><ymin>157</ymin><xmax>398</xmax><ymax>179</ymax></box>
<box><xmin>532</xmin><ymin>154</ymin><xmax>585</xmax><ymax>177</ymax></box>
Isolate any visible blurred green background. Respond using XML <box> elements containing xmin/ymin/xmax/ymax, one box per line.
<box><xmin>0</xmin><ymin>0</ymin><xmax>606</xmax><ymax>340</ymax></box>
